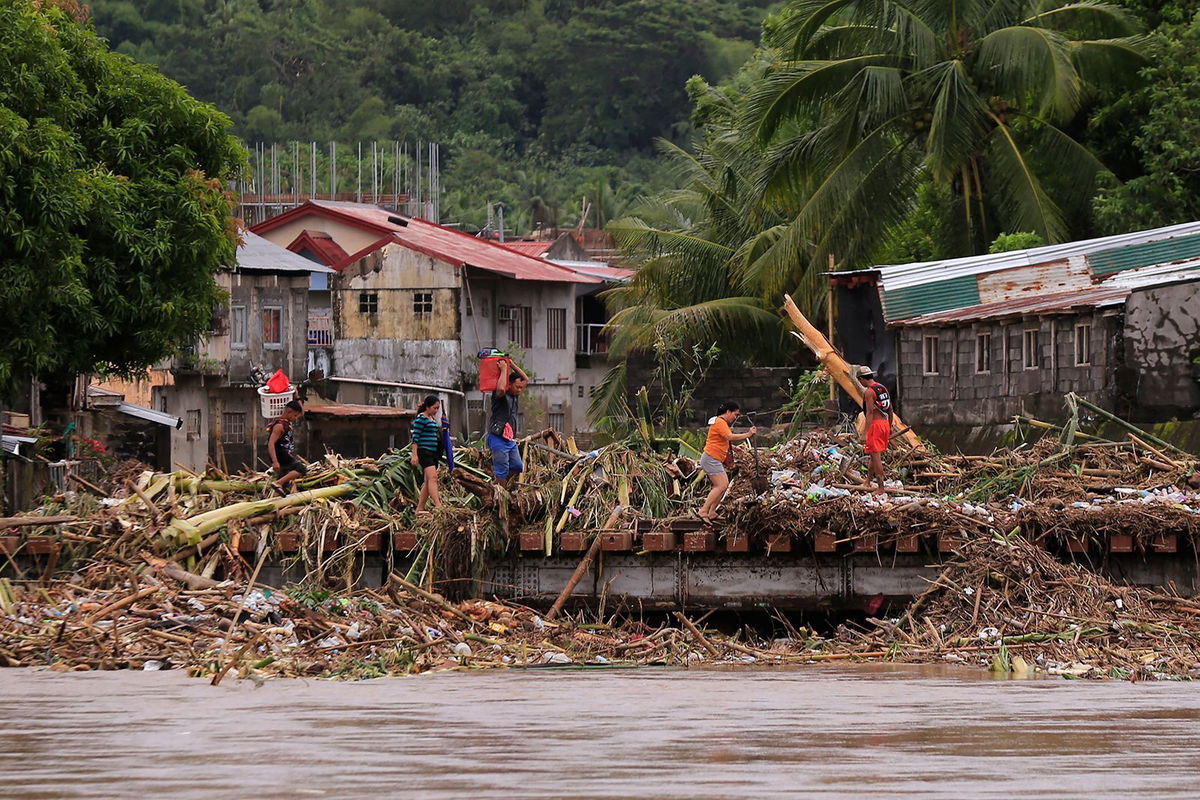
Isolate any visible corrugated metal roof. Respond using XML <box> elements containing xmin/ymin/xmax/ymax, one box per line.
<box><xmin>305</xmin><ymin>403</ymin><xmax>416</xmax><ymax>418</ymax></box>
<box><xmin>498</xmin><ymin>240</ymin><xmax>552</xmax><ymax>257</ymax></box>
<box><xmin>841</xmin><ymin>221</ymin><xmax>1200</xmax><ymax>322</ymax></box>
<box><xmin>237</xmin><ymin>231</ymin><xmax>334</xmax><ymax>274</ymax></box>
<box><xmin>1102</xmin><ymin>257</ymin><xmax>1200</xmax><ymax>287</ymax></box>
<box><xmin>1089</xmin><ymin>233</ymin><xmax>1200</xmax><ymax>275</ymax></box>
<box><xmin>895</xmin><ymin>286</ymin><xmax>1131</xmax><ymax>326</ymax></box>
<box><xmin>303</xmin><ymin>201</ymin><xmax>599</xmax><ymax>284</ymax></box>
<box><xmin>547</xmin><ymin>260</ymin><xmax>635</xmax><ymax>283</ymax></box>
<box><xmin>881</xmin><ymin>274</ymin><xmax>981</xmax><ymax>322</ymax></box>
<box><xmin>116</xmin><ymin>402</ymin><xmax>182</xmax><ymax>429</ymax></box>
<box><xmin>1</xmin><ymin>434</ymin><xmax>37</xmax><ymax>457</ymax></box>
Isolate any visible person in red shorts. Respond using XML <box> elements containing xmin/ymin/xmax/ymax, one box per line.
<box><xmin>857</xmin><ymin>366</ymin><xmax>893</xmax><ymax>492</ymax></box>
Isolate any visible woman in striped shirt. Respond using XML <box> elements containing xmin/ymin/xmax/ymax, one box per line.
<box><xmin>411</xmin><ymin>395</ymin><xmax>444</xmax><ymax>513</ymax></box>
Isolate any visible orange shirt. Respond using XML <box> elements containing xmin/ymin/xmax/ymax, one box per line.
<box><xmin>704</xmin><ymin>417</ymin><xmax>732</xmax><ymax>461</ymax></box>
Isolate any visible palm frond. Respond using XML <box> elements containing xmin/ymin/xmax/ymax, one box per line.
<box><xmin>1070</xmin><ymin>37</ymin><xmax>1151</xmax><ymax>93</ymax></box>
<box><xmin>1021</xmin><ymin>1</ymin><xmax>1140</xmax><ymax>38</ymax></box>
<box><xmin>747</xmin><ymin>54</ymin><xmax>903</xmax><ymax>141</ymax></box>
<box><xmin>986</xmin><ymin>117</ymin><xmax>1068</xmax><ymax>242</ymax></box>
<box><xmin>917</xmin><ymin>59</ymin><xmax>992</xmax><ymax>181</ymax></box>
<box><xmin>977</xmin><ymin>25</ymin><xmax>1082</xmax><ymax>122</ymax></box>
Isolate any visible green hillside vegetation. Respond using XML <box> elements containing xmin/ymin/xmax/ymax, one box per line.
<box><xmin>88</xmin><ymin>0</ymin><xmax>775</xmax><ymax>229</ymax></box>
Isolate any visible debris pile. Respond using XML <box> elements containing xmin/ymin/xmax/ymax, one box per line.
<box><xmin>0</xmin><ymin>562</ymin><xmax>851</xmax><ymax>678</ymax></box>
<box><xmin>3</xmin><ymin>397</ymin><xmax>1200</xmax><ymax>680</ymax></box>
<box><xmin>855</xmin><ymin>532</ymin><xmax>1200</xmax><ymax>680</ymax></box>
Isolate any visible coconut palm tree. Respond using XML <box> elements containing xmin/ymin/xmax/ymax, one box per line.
<box><xmin>743</xmin><ymin>0</ymin><xmax>1147</xmax><ymax>295</ymax></box>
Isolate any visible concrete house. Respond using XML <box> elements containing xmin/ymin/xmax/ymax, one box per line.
<box><xmin>831</xmin><ymin>222</ymin><xmax>1200</xmax><ymax>427</ymax></box>
<box><xmin>251</xmin><ymin>201</ymin><xmax>601</xmax><ymax>434</ymax></box>
<box><xmin>499</xmin><ymin>237</ymin><xmax>633</xmax><ymax>431</ymax></box>
<box><xmin>160</xmin><ymin>232</ymin><xmax>334</xmax><ymax>472</ymax></box>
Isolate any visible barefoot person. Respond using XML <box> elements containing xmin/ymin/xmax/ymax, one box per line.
<box><xmin>698</xmin><ymin>401</ymin><xmax>757</xmax><ymax>523</ymax></box>
<box><xmin>487</xmin><ymin>358</ymin><xmax>529</xmax><ymax>488</ymax></box>
<box><xmin>411</xmin><ymin>395</ymin><xmax>445</xmax><ymax>513</ymax></box>
<box><xmin>267</xmin><ymin>400</ymin><xmax>306</xmax><ymax>495</ymax></box>
<box><xmin>857</xmin><ymin>366</ymin><xmax>894</xmax><ymax>491</ymax></box>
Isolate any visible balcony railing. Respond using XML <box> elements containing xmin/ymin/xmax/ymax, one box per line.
<box><xmin>307</xmin><ymin>314</ymin><xmax>334</xmax><ymax>347</ymax></box>
<box><xmin>576</xmin><ymin>323</ymin><xmax>609</xmax><ymax>355</ymax></box>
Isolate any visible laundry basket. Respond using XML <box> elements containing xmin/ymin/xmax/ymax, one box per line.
<box><xmin>258</xmin><ymin>385</ymin><xmax>296</xmax><ymax>418</ymax></box>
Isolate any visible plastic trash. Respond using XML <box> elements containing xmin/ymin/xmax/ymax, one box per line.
<box><xmin>346</xmin><ymin>621</ymin><xmax>362</xmax><ymax>640</ymax></box>
<box><xmin>452</xmin><ymin>642</ymin><xmax>472</xmax><ymax>657</ymax></box>
<box><xmin>540</xmin><ymin>651</ymin><xmax>572</xmax><ymax>664</ymax></box>
<box><xmin>142</xmin><ymin>660</ymin><xmax>164</xmax><ymax>671</ymax></box>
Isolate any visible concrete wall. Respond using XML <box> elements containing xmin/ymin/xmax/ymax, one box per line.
<box><xmin>161</xmin><ymin>378</ymin><xmax>210</xmax><ymax>472</ymax></box>
<box><xmin>459</xmin><ymin>271</ymin><xmax>580</xmax><ymax>433</ymax></box>
<box><xmin>217</xmin><ymin>272</ymin><xmax>310</xmax><ymax>385</ymax></box>
<box><xmin>1124</xmin><ymin>280</ymin><xmax>1200</xmax><ymax>418</ymax></box>
<box><xmin>333</xmin><ymin>244</ymin><xmax>464</xmax><ymax>388</ymax></box>
<box><xmin>256</xmin><ymin>215</ymin><xmax>383</xmax><ymax>259</ymax></box>
<box><xmin>898</xmin><ymin>312</ymin><xmax>1118</xmax><ymax>426</ymax></box>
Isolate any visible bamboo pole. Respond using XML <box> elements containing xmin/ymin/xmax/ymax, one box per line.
<box><xmin>546</xmin><ymin>505</ymin><xmax>624</xmax><ymax>622</ymax></box>
<box><xmin>781</xmin><ymin>293</ymin><xmax>924</xmax><ymax>450</ymax></box>
<box><xmin>1070</xmin><ymin>393</ymin><xmax>1194</xmax><ymax>460</ymax></box>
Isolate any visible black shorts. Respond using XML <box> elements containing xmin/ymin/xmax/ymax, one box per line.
<box><xmin>417</xmin><ymin>450</ymin><xmax>441</xmax><ymax>469</ymax></box>
<box><xmin>275</xmin><ymin>460</ymin><xmax>307</xmax><ymax>478</ymax></box>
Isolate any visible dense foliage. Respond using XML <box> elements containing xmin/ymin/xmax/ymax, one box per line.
<box><xmin>0</xmin><ymin>0</ymin><xmax>244</xmax><ymax>399</ymax></box>
<box><xmin>88</xmin><ymin>0</ymin><xmax>772</xmax><ymax>228</ymax></box>
<box><xmin>601</xmin><ymin>0</ymin><xmax>1175</xmax><ymax>379</ymax></box>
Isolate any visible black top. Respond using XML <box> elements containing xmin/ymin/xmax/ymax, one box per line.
<box><xmin>488</xmin><ymin>392</ymin><xmax>519</xmax><ymax>438</ymax></box>
<box><xmin>268</xmin><ymin>417</ymin><xmax>296</xmax><ymax>462</ymax></box>
<box><xmin>866</xmin><ymin>381</ymin><xmax>894</xmax><ymax>422</ymax></box>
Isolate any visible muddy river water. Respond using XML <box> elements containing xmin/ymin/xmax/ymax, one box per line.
<box><xmin>3</xmin><ymin>664</ymin><xmax>1199</xmax><ymax>798</ymax></box>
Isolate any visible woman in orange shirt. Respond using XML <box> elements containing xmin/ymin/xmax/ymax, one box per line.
<box><xmin>698</xmin><ymin>401</ymin><xmax>757</xmax><ymax>523</ymax></box>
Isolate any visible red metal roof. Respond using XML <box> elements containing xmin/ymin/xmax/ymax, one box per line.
<box><xmin>894</xmin><ymin>286</ymin><xmax>1131</xmax><ymax>326</ymax></box>
<box><xmin>498</xmin><ymin>240</ymin><xmax>552</xmax><ymax>257</ymax></box>
<box><xmin>286</xmin><ymin>229</ymin><xmax>349</xmax><ymax>267</ymax></box>
<box><xmin>253</xmin><ymin>201</ymin><xmax>598</xmax><ymax>284</ymax></box>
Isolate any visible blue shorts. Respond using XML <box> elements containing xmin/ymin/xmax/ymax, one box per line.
<box><xmin>487</xmin><ymin>434</ymin><xmax>524</xmax><ymax>479</ymax></box>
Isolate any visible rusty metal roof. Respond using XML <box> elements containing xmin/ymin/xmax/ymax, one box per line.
<box><xmin>253</xmin><ymin>201</ymin><xmax>599</xmax><ymax>284</ymax></box>
<box><xmin>834</xmin><ymin>221</ymin><xmax>1200</xmax><ymax>322</ymax></box>
<box><xmin>894</xmin><ymin>286</ymin><xmax>1132</xmax><ymax>326</ymax></box>
<box><xmin>304</xmin><ymin>403</ymin><xmax>415</xmax><ymax>418</ymax></box>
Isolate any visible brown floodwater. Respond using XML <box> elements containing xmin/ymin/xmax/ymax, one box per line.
<box><xmin>2</xmin><ymin>664</ymin><xmax>1199</xmax><ymax>798</ymax></box>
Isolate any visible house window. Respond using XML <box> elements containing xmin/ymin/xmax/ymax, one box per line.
<box><xmin>263</xmin><ymin>306</ymin><xmax>283</xmax><ymax>348</ymax></box>
<box><xmin>508</xmin><ymin>305</ymin><xmax>533</xmax><ymax>349</ymax></box>
<box><xmin>413</xmin><ymin>291</ymin><xmax>433</xmax><ymax>316</ymax></box>
<box><xmin>547</xmin><ymin>308</ymin><xmax>567</xmax><ymax>350</ymax></box>
<box><xmin>222</xmin><ymin>412</ymin><xmax>246</xmax><ymax>445</ymax></box>
<box><xmin>464</xmin><ymin>291</ymin><xmax>473</xmax><ymax>317</ymax></box>
<box><xmin>185</xmin><ymin>409</ymin><xmax>201</xmax><ymax>442</ymax></box>
<box><xmin>577</xmin><ymin>385</ymin><xmax>584</xmax><ymax>398</ymax></box>
<box><xmin>1023</xmin><ymin>329</ymin><xmax>1040</xmax><ymax>369</ymax></box>
<box><xmin>975</xmin><ymin>332</ymin><xmax>991</xmax><ymax>374</ymax></box>
<box><xmin>359</xmin><ymin>292</ymin><xmax>379</xmax><ymax>314</ymax></box>
<box><xmin>922</xmin><ymin>334</ymin><xmax>939</xmax><ymax>375</ymax></box>
<box><xmin>231</xmin><ymin>305</ymin><xmax>247</xmax><ymax>348</ymax></box>
<box><xmin>548</xmin><ymin>412</ymin><xmax>565</xmax><ymax>431</ymax></box>
<box><xmin>1075</xmin><ymin>323</ymin><xmax>1092</xmax><ymax>366</ymax></box>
